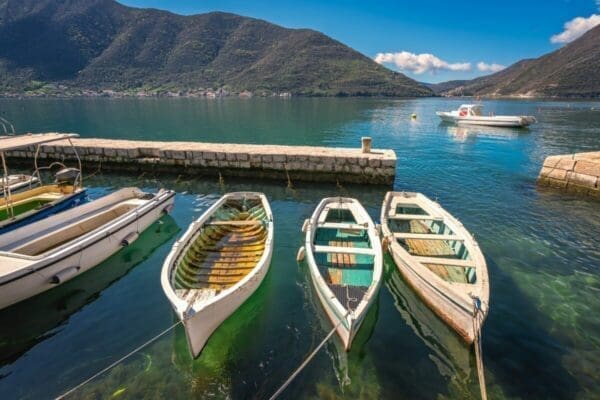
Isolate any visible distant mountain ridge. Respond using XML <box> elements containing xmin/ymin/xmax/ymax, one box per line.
<box><xmin>0</xmin><ymin>0</ymin><xmax>432</xmax><ymax>97</ymax></box>
<box><xmin>430</xmin><ymin>25</ymin><xmax>600</xmax><ymax>98</ymax></box>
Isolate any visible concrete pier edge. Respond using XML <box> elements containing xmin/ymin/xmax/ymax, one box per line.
<box><xmin>5</xmin><ymin>135</ymin><xmax>397</xmax><ymax>185</ymax></box>
<box><xmin>537</xmin><ymin>151</ymin><xmax>600</xmax><ymax>198</ymax></box>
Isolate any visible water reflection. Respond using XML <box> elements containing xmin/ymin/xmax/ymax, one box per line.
<box><xmin>0</xmin><ymin>216</ymin><xmax>179</xmax><ymax>368</ymax></box>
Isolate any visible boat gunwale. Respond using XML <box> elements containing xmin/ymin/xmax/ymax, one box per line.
<box><xmin>161</xmin><ymin>191</ymin><xmax>274</xmax><ymax>318</ymax></box>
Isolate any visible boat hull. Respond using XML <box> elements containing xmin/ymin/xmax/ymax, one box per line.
<box><xmin>457</xmin><ymin>117</ymin><xmax>532</xmax><ymax>127</ymax></box>
<box><xmin>388</xmin><ymin>247</ymin><xmax>476</xmax><ymax>343</ymax></box>
<box><xmin>182</xmin><ymin>249</ymin><xmax>272</xmax><ymax>356</ymax></box>
<box><xmin>311</xmin><ymin>276</ymin><xmax>369</xmax><ymax>351</ymax></box>
<box><xmin>0</xmin><ymin>189</ymin><xmax>175</xmax><ymax>309</ymax></box>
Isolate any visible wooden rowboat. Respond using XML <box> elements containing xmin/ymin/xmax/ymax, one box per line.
<box><xmin>0</xmin><ymin>187</ymin><xmax>175</xmax><ymax>310</ymax></box>
<box><xmin>161</xmin><ymin>192</ymin><xmax>273</xmax><ymax>358</ymax></box>
<box><xmin>302</xmin><ymin>197</ymin><xmax>382</xmax><ymax>350</ymax></box>
<box><xmin>380</xmin><ymin>192</ymin><xmax>489</xmax><ymax>344</ymax></box>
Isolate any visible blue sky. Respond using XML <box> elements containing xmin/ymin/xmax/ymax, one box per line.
<box><xmin>120</xmin><ymin>0</ymin><xmax>599</xmax><ymax>83</ymax></box>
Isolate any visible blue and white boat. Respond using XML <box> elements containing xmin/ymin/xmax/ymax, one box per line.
<box><xmin>0</xmin><ymin>133</ymin><xmax>87</xmax><ymax>234</ymax></box>
<box><xmin>301</xmin><ymin>197</ymin><xmax>383</xmax><ymax>350</ymax></box>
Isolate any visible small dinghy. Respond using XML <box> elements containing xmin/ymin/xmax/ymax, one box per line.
<box><xmin>0</xmin><ymin>174</ymin><xmax>39</xmax><ymax>197</ymax></box>
<box><xmin>0</xmin><ymin>183</ymin><xmax>85</xmax><ymax>234</ymax></box>
<box><xmin>161</xmin><ymin>192</ymin><xmax>273</xmax><ymax>358</ymax></box>
<box><xmin>301</xmin><ymin>197</ymin><xmax>382</xmax><ymax>350</ymax></box>
<box><xmin>437</xmin><ymin>104</ymin><xmax>536</xmax><ymax>127</ymax></box>
<box><xmin>0</xmin><ymin>187</ymin><xmax>175</xmax><ymax>310</ymax></box>
<box><xmin>0</xmin><ymin>133</ymin><xmax>86</xmax><ymax>234</ymax></box>
<box><xmin>380</xmin><ymin>192</ymin><xmax>489</xmax><ymax>343</ymax></box>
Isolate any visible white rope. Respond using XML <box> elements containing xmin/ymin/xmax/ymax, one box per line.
<box><xmin>55</xmin><ymin>320</ymin><xmax>182</xmax><ymax>400</ymax></box>
<box><xmin>269</xmin><ymin>314</ymin><xmax>348</xmax><ymax>400</ymax></box>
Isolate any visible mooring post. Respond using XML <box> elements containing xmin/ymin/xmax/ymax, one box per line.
<box><xmin>361</xmin><ymin>136</ymin><xmax>372</xmax><ymax>153</ymax></box>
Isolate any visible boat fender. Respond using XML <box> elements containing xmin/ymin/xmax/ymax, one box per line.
<box><xmin>301</xmin><ymin>219</ymin><xmax>309</xmax><ymax>233</ymax></box>
<box><xmin>51</xmin><ymin>266</ymin><xmax>81</xmax><ymax>284</ymax></box>
<box><xmin>163</xmin><ymin>204</ymin><xmax>174</xmax><ymax>214</ymax></box>
<box><xmin>296</xmin><ymin>246</ymin><xmax>306</xmax><ymax>262</ymax></box>
<box><xmin>121</xmin><ymin>232</ymin><xmax>140</xmax><ymax>247</ymax></box>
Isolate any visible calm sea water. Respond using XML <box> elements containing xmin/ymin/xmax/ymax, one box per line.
<box><xmin>0</xmin><ymin>98</ymin><xmax>598</xmax><ymax>400</ymax></box>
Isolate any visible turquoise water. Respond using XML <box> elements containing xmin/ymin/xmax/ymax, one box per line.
<box><xmin>0</xmin><ymin>98</ymin><xmax>598</xmax><ymax>399</ymax></box>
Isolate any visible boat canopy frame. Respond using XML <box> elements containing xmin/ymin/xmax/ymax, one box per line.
<box><xmin>0</xmin><ymin>133</ymin><xmax>83</xmax><ymax>218</ymax></box>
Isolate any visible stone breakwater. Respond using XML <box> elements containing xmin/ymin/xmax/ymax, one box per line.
<box><xmin>6</xmin><ymin>136</ymin><xmax>397</xmax><ymax>185</ymax></box>
<box><xmin>537</xmin><ymin>151</ymin><xmax>600</xmax><ymax>198</ymax></box>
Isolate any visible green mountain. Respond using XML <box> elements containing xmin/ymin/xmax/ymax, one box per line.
<box><xmin>431</xmin><ymin>25</ymin><xmax>600</xmax><ymax>98</ymax></box>
<box><xmin>0</xmin><ymin>0</ymin><xmax>432</xmax><ymax>96</ymax></box>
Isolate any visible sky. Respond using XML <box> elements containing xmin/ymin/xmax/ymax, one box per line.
<box><xmin>120</xmin><ymin>0</ymin><xmax>600</xmax><ymax>83</ymax></box>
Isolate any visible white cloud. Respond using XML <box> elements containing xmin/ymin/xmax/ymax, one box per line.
<box><xmin>374</xmin><ymin>51</ymin><xmax>471</xmax><ymax>74</ymax></box>
<box><xmin>477</xmin><ymin>62</ymin><xmax>506</xmax><ymax>73</ymax></box>
<box><xmin>550</xmin><ymin>14</ymin><xmax>600</xmax><ymax>44</ymax></box>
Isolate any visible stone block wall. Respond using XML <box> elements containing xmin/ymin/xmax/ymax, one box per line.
<box><xmin>6</xmin><ymin>136</ymin><xmax>397</xmax><ymax>185</ymax></box>
<box><xmin>538</xmin><ymin>151</ymin><xmax>600</xmax><ymax>198</ymax></box>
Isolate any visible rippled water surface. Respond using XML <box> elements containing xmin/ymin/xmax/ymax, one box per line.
<box><xmin>0</xmin><ymin>98</ymin><xmax>598</xmax><ymax>399</ymax></box>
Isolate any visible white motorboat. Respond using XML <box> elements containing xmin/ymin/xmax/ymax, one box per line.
<box><xmin>301</xmin><ymin>197</ymin><xmax>382</xmax><ymax>350</ymax></box>
<box><xmin>436</xmin><ymin>104</ymin><xmax>536</xmax><ymax>127</ymax></box>
<box><xmin>0</xmin><ymin>174</ymin><xmax>39</xmax><ymax>197</ymax></box>
<box><xmin>380</xmin><ymin>192</ymin><xmax>489</xmax><ymax>344</ymax></box>
<box><xmin>161</xmin><ymin>192</ymin><xmax>273</xmax><ymax>358</ymax></box>
<box><xmin>0</xmin><ymin>187</ymin><xmax>175</xmax><ymax>310</ymax></box>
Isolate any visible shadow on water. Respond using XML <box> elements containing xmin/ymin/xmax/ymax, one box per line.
<box><xmin>384</xmin><ymin>257</ymin><xmax>475</xmax><ymax>399</ymax></box>
<box><xmin>0</xmin><ymin>215</ymin><xmax>180</xmax><ymax>369</ymax></box>
<box><xmin>382</xmin><ymin>252</ymin><xmax>581</xmax><ymax>400</ymax></box>
<box><xmin>481</xmin><ymin>256</ymin><xmax>580</xmax><ymax>400</ymax></box>
<box><xmin>278</xmin><ymin>257</ymin><xmax>382</xmax><ymax>400</ymax></box>
<box><xmin>86</xmin><ymin>171</ymin><xmax>390</xmax><ymax>207</ymax></box>
<box><xmin>71</xmin><ymin>242</ymin><xmax>279</xmax><ymax>400</ymax></box>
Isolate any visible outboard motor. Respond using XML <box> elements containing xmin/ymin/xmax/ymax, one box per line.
<box><xmin>54</xmin><ymin>167</ymin><xmax>80</xmax><ymax>185</ymax></box>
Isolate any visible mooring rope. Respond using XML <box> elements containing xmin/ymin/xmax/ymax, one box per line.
<box><xmin>55</xmin><ymin>320</ymin><xmax>182</xmax><ymax>400</ymax></box>
<box><xmin>472</xmin><ymin>299</ymin><xmax>488</xmax><ymax>400</ymax></box>
<box><xmin>268</xmin><ymin>314</ymin><xmax>348</xmax><ymax>400</ymax></box>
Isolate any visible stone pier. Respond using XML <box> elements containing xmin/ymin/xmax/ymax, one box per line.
<box><xmin>6</xmin><ymin>135</ymin><xmax>397</xmax><ymax>185</ymax></box>
<box><xmin>537</xmin><ymin>151</ymin><xmax>600</xmax><ymax>198</ymax></box>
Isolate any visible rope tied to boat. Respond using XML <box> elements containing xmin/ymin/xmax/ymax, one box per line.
<box><xmin>268</xmin><ymin>312</ymin><xmax>349</xmax><ymax>400</ymax></box>
<box><xmin>472</xmin><ymin>296</ymin><xmax>488</xmax><ymax>400</ymax></box>
<box><xmin>55</xmin><ymin>320</ymin><xmax>182</xmax><ymax>400</ymax></box>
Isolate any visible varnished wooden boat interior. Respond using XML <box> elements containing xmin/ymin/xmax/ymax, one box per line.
<box><xmin>10</xmin><ymin>203</ymin><xmax>138</xmax><ymax>256</ymax></box>
<box><xmin>174</xmin><ymin>198</ymin><xmax>268</xmax><ymax>296</ymax></box>
<box><xmin>387</xmin><ymin>204</ymin><xmax>475</xmax><ymax>284</ymax></box>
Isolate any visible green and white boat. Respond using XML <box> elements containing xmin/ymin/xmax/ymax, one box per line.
<box><xmin>380</xmin><ymin>192</ymin><xmax>489</xmax><ymax>344</ymax></box>
<box><xmin>301</xmin><ymin>197</ymin><xmax>382</xmax><ymax>351</ymax></box>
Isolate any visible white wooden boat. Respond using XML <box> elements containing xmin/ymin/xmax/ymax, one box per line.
<box><xmin>302</xmin><ymin>197</ymin><xmax>382</xmax><ymax>350</ymax></box>
<box><xmin>0</xmin><ymin>174</ymin><xmax>39</xmax><ymax>197</ymax></box>
<box><xmin>380</xmin><ymin>192</ymin><xmax>489</xmax><ymax>343</ymax></box>
<box><xmin>0</xmin><ymin>133</ymin><xmax>86</xmax><ymax>233</ymax></box>
<box><xmin>161</xmin><ymin>192</ymin><xmax>273</xmax><ymax>358</ymax></box>
<box><xmin>0</xmin><ymin>187</ymin><xmax>175</xmax><ymax>310</ymax></box>
<box><xmin>437</xmin><ymin>104</ymin><xmax>536</xmax><ymax>127</ymax></box>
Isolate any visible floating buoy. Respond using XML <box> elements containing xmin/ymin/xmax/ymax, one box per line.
<box><xmin>411</xmin><ymin>113</ymin><xmax>417</xmax><ymax>120</ymax></box>
<box><xmin>296</xmin><ymin>246</ymin><xmax>305</xmax><ymax>262</ymax></box>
